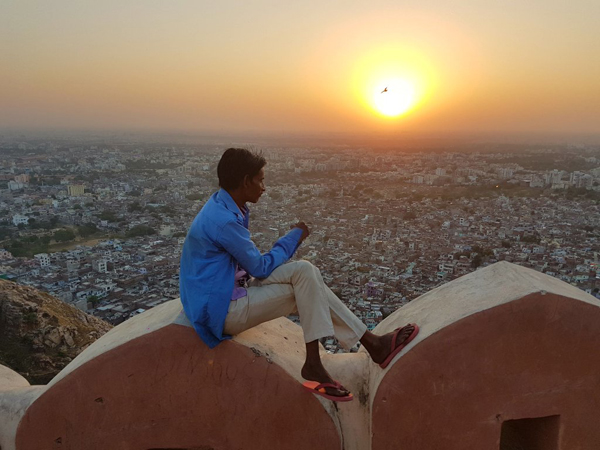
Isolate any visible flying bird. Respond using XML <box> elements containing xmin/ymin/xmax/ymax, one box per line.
<box><xmin>381</xmin><ymin>87</ymin><xmax>388</xmax><ymax>93</ymax></box>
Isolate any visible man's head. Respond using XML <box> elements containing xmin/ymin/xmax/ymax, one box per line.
<box><xmin>217</xmin><ymin>148</ymin><xmax>266</xmax><ymax>203</ymax></box>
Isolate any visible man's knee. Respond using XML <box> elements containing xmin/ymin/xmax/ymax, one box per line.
<box><xmin>291</xmin><ymin>260</ymin><xmax>320</xmax><ymax>279</ymax></box>
<box><xmin>295</xmin><ymin>259</ymin><xmax>317</xmax><ymax>272</ymax></box>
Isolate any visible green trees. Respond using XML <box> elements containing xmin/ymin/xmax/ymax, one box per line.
<box><xmin>158</xmin><ymin>205</ymin><xmax>176</xmax><ymax>216</ymax></box>
<box><xmin>98</xmin><ymin>210</ymin><xmax>118</xmax><ymax>222</ymax></box>
<box><xmin>471</xmin><ymin>245</ymin><xmax>494</xmax><ymax>257</ymax></box>
<box><xmin>186</xmin><ymin>193</ymin><xmax>203</xmax><ymax>201</ymax></box>
<box><xmin>22</xmin><ymin>312</ymin><xmax>38</xmax><ymax>324</ymax></box>
<box><xmin>43</xmin><ymin>217</ymin><xmax>60</xmax><ymax>230</ymax></box>
<box><xmin>128</xmin><ymin>201</ymin><xmax>143</xmax><ymax>212</ymax></box>
<box><xmin>126</xmin><ymin>225</ymin><xmax>156</xmax><ymax>238</ymax></box>
<box><xmin>53</xmin><ymin>229</ymin><xmax>76</xmax><ymax>242</ymax></box>
<box><xmin>0</xmin><ymin>226</ymin><xmax>13</xmax><ymax>240</ymax></box>
<box><xmin>520</xmin><ymin>235</ymin><xmax>541</xmax><ymax>244</ymax></box>
<box><xmin>77</xmin><ymin>223</ymin><xmax>98</xmax><ymax>238</ymax></box>
<box><xmin>6</xmin><ymin>236</ymin><xmax>50</xmax><ymax>257</ymax></box>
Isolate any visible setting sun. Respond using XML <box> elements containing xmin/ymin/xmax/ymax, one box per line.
<box><xmin>348</xmin><ymin>44</ymin><xmax>436</xmax><ymax>124</ymax></box>
<box><xmin>373</xmin><ymin>79</ymin><xmax>417</xmax><ymax>117</ymax></box>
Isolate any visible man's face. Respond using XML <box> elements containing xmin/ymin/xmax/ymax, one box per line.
<box><xmin>246</xmin><ymin>168</ymin><xmax>265</xmax><ymax>203</ymax></box>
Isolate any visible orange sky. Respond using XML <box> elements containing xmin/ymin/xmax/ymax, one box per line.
<box><xmin>1</xmin><ymin>1</ymin><xmax>599</xmax><ymax>138</ymax></box>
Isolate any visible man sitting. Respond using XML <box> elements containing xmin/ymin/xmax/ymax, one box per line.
<box><xmin>180</xmin><ymin>148</ymin><xmax>418</xmax><ymax>401</ymax></box>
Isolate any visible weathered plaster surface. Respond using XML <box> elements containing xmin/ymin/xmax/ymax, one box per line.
<box><xmin>0</xmin><ymin>377</ymin><xmax>43</xmax><ymax>450</ymax></box>
<box><xmin>47</xmin><ymin>299</ymin><xmax>187</xmax><ymax>388</ymax></box>
<box><xmin>367</xmin><ymin>261</ymin><xmax>599</xmax><ymax>390</ymax></box>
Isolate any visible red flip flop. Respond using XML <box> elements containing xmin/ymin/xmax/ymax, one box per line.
<box><xmin>379</xmin><ymin>323</ymin><xmax>420</xmax><ymax>369</ymax></box>
<box><xmin>302</xmin><ymin>380</ymin><xmax>354</xmax><ymax>402</ymax></box>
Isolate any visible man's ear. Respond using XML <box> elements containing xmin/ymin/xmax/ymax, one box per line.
<box><xmin>242</xmin><ymin>174</ymin><xmax>250</xmax><ymax>189</ymax></box>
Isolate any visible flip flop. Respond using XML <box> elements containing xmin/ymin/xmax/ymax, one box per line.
<box><xmin>302</xmin><ymin>380</ymin><xmax>354</xmax><ymax>402</ymax></box>
<box><xmin>379</xmin><ymin>323</ymin><xmax>420</xmax><ymax>369</ymax></box>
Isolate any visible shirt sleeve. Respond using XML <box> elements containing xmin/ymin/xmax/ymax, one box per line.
<box><xmin>218</xmin><ymin>220</ymin><xmax>303</xmax><ymax>279</ymax></box>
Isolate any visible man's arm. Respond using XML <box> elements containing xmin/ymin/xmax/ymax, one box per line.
<box><xmin>218</xmin><ymin>220</ymin><xmax>305</xmax><ymax>279</ymax></box>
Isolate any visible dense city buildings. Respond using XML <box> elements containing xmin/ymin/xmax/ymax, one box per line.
<box><xmin>1</xmin><ymin>137</ymin><xmax>600</xmax><ymax>351</ymax></box>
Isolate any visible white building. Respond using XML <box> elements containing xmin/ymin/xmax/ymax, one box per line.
<box><xmin>8</xmin><ymin>181</ymin><xmax>25</xmax><ymax>191</ymax></box>
<box><xmin>34</xmin><ymin>253</ymin><xmax>51</xmax><ymax>268</ymax></box>
<box><xmin>12</xmin><ymin>214</ymin><xmax>29</xmax><ymax>226</ymax></box>
<box><xmin>92</xmin><ymin>259</ymin><xmax>108</xmax><ymax>273</ymax></box>
<box><xmin>498</xmin><ymin>168</ymin><xmax>514</xmax><ymax>179</ymax></box>
<box><xmin>159</xmin><ymin>225</ymin><xmax>173</xmax><ymax>237</ymax></box>
<box><xmin>545</xmin><ymin>169</ymin><xmax>565</xmax><ymax>185</ymax></box>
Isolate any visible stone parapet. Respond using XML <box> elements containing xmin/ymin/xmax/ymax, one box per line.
<box><xmin>0</xmin><ymin>261</ymin><xmax>599</xmax><ymax>449</ymax></box>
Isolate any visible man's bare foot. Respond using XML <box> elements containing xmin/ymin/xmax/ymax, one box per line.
<box><xmin>365</xmin><ymin>324</ymin><xmax>416</xmax><ymax>365</ymax></box>
<box><xmin>301</xmin><ymin>361</ymin><xmax>350</xmax><ymax>398</ymax></box>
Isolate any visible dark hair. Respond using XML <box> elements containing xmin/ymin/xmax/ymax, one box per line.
<box><xmin>217</xmin><ymin>148</ymin><xmax>266</xmax><ymax>190</ymax></box>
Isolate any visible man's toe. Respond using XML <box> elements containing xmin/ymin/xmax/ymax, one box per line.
<box><xmin>327</xmin><ymin>384</ymin><xmax>350</xmax><ymax>397</ymax></box>
<box><xmin>396</xmin><ymin>325</ymin><xmax>415</xmax><ymax>345</ymax></box>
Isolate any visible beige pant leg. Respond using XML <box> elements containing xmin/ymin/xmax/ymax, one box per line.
<box><xmin>322</xmin><ymin>284</ymin><xmax>368</xmax><ymax>350</ymax></box>
<box><xmin>223</xmin><ymin>260</ymin><xmax>367</xmax><ymax>350</ymax></box>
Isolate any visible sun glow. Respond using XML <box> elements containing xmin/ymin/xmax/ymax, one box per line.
<box><xmin>348</xmin><ymin>45</ymin><xmax>436</xmax><ymax>122</ymax></box>
<box><xmin>374</xmin><ymin>79</ymin><xmax>417</xmax><ymax>117</ymax></box>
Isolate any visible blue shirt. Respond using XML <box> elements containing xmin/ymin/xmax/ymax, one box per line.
<box><xmin>179</xmin><ymin>189</ymin><xmax>303</xmax><ymax>348</ymax></box>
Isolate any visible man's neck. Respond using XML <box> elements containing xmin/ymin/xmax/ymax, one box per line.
<box><xmin>225</xmin><ymin>188</ymin><xmax>246</xmax><ymax>211</ymax></box>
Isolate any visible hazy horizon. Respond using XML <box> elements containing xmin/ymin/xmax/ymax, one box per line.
<box><xmin>2</xmin><ymin>1</ymin><xmax>599</xmax><ymax>140</ymax></box>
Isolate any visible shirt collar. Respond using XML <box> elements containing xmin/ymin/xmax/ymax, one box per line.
<box><xmin>217</xmin><ymin>188</ymin><xmax>248</xmax><ymax>218</ymax></box>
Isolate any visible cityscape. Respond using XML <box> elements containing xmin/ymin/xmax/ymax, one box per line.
<box><xmin>2</xmin><ymin>137</ymin><xmax>599</xmax><ymax>352</ymax></box>
<box><xmin>2</xmin><ymin>1</ymin><xmax>600</xmax><ymax>447</ymax></box>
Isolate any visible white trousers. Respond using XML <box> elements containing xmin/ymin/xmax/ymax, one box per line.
<box><xmin>223</xmin><ymin>260</ymin><xmax>367</xmax><ymax>350</ymax></box>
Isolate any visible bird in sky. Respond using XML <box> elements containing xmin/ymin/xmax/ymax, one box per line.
<box><xmin>381</xmin><ymin>87</ymin><xmax>388</xmax><ymax>93</ymax></box>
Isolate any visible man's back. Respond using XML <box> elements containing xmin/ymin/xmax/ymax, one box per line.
<box><xmin>180</xmin><ymin>190</ymin><xmax>242</xmax><ymax>348</ymax></box>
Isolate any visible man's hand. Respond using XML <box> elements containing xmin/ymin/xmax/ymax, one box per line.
<box><xmin>291</xmin><ymin>221</ymin><xmax>310</xmax><ymax>243</ymax></box>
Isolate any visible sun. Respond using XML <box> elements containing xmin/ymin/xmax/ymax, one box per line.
<box><xmin>373</xmin><ymin>79</ymin><xmax>417</xmax><ymax>117</ymax></box>
<box><xmin>348</xmin><ymin>45</ymin><xmax>435</xmax><ymax>121</ymax></box>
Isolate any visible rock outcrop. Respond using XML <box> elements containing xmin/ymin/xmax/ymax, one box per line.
<box><xmin>0</xmin><ymin>279</ymin><xmax>112</xmax><ymax>384</ymax></box>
